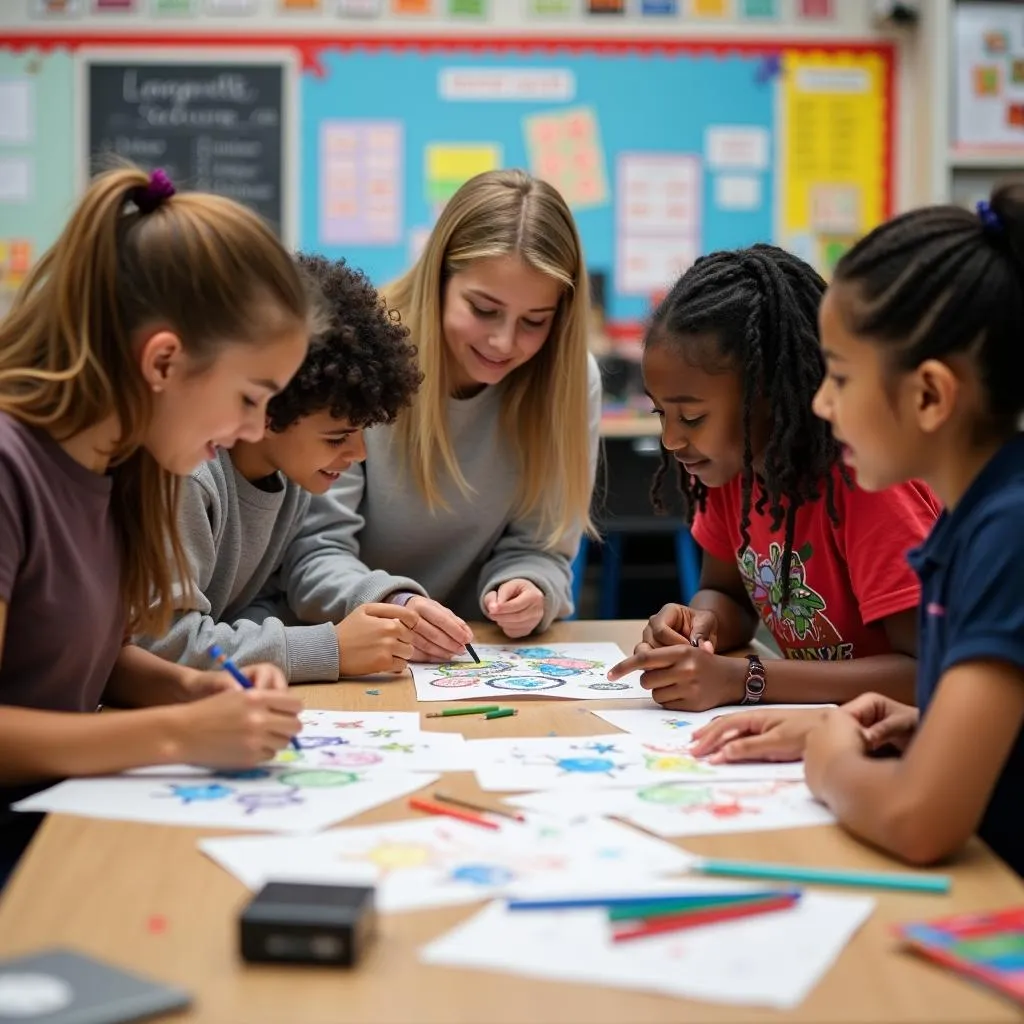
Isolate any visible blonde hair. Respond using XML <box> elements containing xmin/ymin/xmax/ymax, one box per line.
<box><xmin>0</xmin><ymin>164</ymin><xmax>315</xmax><ymax>634</ymax></box>
<box><xmin>387</xmin><ymin>169</ymin><xmax>594</xmax><ymax>547</ymax></box>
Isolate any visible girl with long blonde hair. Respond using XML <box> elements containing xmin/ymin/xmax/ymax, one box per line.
<box><xmin>0</xmin><ymin>165</ymin><xmax>315</xmax><ymax>883</ymax></box>
<box><xmin>286</xmin><ymin>169</ymin><xmax>600</xmax><ymax>657</ymax></box>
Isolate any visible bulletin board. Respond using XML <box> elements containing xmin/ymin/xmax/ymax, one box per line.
<box><xmin>0</xmin><ymin>32</ymin><xmax>895</xmax><ymax>322</ymax></box>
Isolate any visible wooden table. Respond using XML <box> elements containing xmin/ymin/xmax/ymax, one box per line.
<box><xmin>1</xmin><ymin>620</ymin><xmax>1022</xmax><ymax>1023</ymax></box>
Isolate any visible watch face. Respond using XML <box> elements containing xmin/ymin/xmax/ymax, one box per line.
<box><xmin>747</xmin><ymin>677</ymin><xmax>765</xmax><ymax>696</ymax></box>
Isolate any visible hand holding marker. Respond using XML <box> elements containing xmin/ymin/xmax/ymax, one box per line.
<box><xmin>207</xmin><ymin>645</ymin><xmax>301</xmax><ymax>751</ymax></box>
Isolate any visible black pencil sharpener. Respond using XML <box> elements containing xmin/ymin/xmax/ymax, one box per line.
<box><xmin>239</xmin><ymin>881</ymin><xmax>376</xmax><ymax>967</ymax></box>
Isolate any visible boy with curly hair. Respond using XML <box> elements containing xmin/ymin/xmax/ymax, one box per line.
<box><xmin>138</xmin><ymin>254</ymin><xmax>424</xmax><ymax>681</ymax></box>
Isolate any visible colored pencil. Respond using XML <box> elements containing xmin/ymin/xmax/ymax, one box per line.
<box><xmin>507</xmin><ymin>892</ymin><xmax>781</xmax><ymax>911</ymax></box>
<box><xmin>408</xmin><ymin>797</ymin><xmax>500</xmax><ymax>830</ymax></box>
<box><xmin>696</xmin><ymin>857</ymin><xmax>952</xmax><ymax>894</ymax></box>
<box><xmin>433</xmin><ymin>791</ymin><xmax>526</xmax><ymax>823</ymax></box>
<box><xmin>425</xmin><ymin>705</ymin><xmax>499</xmax><ymax>718</ymax></box>
<box><xmin>611</xmin><ymin>893</ymin><xmax>800</xmax><ymax>942</ymax></box>
<box><xmin>466</xmin><ymin>643</ymin><xmax>481</xmax><ymax>664</ymax></box>
<box><xmin>606</xmin><ymin>890</ymin><xmax>800</xmax><ymax>922</ymax></box>
<box><xmin>485</xmin><ymin>708</ymin><xmax>517</xmax><ymax>720</ymax></box>
<box><xmin>207</xmin><ymin>644</ymin><xmax>300</xmax><ymax>750</ymax></box>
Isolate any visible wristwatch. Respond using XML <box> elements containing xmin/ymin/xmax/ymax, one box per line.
<box><xmin>740</xmin><ymin>654</ymin><xmax>766</xmax><ymax>705</ymax></box>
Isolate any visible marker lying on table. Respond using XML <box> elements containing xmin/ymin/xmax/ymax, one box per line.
<box><xmin>207</xmin><ymin>644</ymin><xmax>300</xmax><ymax>750</ymax></box>
<box><xmin>507</xmin><ymin>891</ymin><xmax>786</xmax><ymax>911</ymax></box>
<box><xmin>611</xmin><ymin>892</ymin><xmax>800</xmax><ymax>943</ymax></box>
<box><xmin>694</xmin><ymin>857</ymin><xmax>952</xmax><ymax>894</ymax></box>
<box><xmin>409</xmin><ymin>797</ymin><xmax>499</xmax><ymax>830</ymax></box>
<box><xmin>433</xmin><ymin>791</ymin><xmax>526</xmax><ymax>823</ymax></box>
<box><xmin>426</xmin><ymin>705</ymin><xmax>499</xmax><ymax>718</ymax></box>
<box><xmin>605</xmin><ymin>890</ymin><xmax>799</xmax><ymax>922</ymax></box>
<box><xmin>484</xmin><ymin>708</ymin><xmax>516</xmax><ymax>720</ymax></box>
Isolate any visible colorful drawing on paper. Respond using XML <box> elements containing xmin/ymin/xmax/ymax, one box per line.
<box><xmin>523</xmin><ymin>107</ymin><xmax>609</xmax><ymax>210</ymax></box>
<box><xmin>410</xmin><ymin>643</ymin><xmax>649</xmax><ymax>702</ymax></box>
<box><xmin>13</xmin><ymin>765</ymin><xmax>436</xmax><ymax>833</ymax></box>
<box><xmin>199</xmin><ymin>816</ymin><xmax>691</xmax><ymax>913</ymax></box>
<box><xmin>471</xmin><ymin>734</ymin><xmax>804</xmax><ymax>792</ymax></box>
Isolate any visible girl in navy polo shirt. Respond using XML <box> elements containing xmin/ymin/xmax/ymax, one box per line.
<box><xmin>700</xmin><ymin>186</ymin><xmax>1024</xmax><ymax>875</ymax></box>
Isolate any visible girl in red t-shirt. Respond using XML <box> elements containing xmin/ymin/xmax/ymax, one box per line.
<box><xmin>608</xmin><ymin>244</ymin><xmax>939</xmax><ymax>710</ymax></box>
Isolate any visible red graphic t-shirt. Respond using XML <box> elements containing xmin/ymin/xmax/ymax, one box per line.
<box><xmin>691</xmin><ymin>466</ymin><xmax>940</xmax><ymax>660</ymax></box>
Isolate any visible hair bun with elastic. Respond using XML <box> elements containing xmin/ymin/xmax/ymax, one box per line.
<box><xmin>131</xmin><ymin>168</ymin><xmax>176</xmax><ymax>214</ymax></box>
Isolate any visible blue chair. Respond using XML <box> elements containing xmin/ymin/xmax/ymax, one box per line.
<box><xmin>569</xmin><ymin>529</ymin><xmax>701</xmax><ymax>620</ymax></box>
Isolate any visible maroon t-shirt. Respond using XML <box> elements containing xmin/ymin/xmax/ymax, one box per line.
<box><xmin>0</xmin><ymin>412</ymin><xmax>124</xmax><ymax>735</ymax></box>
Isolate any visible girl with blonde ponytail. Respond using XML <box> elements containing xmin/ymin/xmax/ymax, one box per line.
<box><xmin>285</xmin><ymin>169</ymin><xmax>601</xmax><ymax>658</ymax></box>
<box><xmin>0</xmin><ymin>165</ymin><xmax>318</xmax><ymax>884</ymax></box>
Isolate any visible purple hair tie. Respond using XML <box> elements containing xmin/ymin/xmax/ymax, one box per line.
<box><xmin>132</xmin><ymin>168</ymin><xmax>176</xmax><ymax>214</ymax></box>
<box><xmin>977</xmin><ymin>199</ymin><xmax>1002</xmax><ymax>233</ymax></box>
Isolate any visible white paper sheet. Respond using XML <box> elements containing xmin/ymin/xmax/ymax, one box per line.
<box><xmin>714</xmin><ymin>173</ymin><xmax>761</xmax><ymax>211</ymax></box>
<box><xmin>591</xmin><ymin>704</ymin><xmax>833</xmax><ymax>737</ymax></box>
<box><xmin>0</xmin><ymin>79</ymin><xmax>33</xmax><ymax>145</ymax></box>
<box><xmin>200</xmin><ymin>815</ymin><xmax>693</xmax><ymax>913</ymax></box>
<box><xmin>0</xmin><ymin>157</ymin><xmax>31</xmax><ymax>203</ymax></box>
<box><xmin>281</xmin><ymin>709</ymin><xmax>471</xmax><ymax>773</ymax></box>
<box><xmin>409</xmin><ymin>643</ymin><xmax>652</xmax><ymax>702</ymax></box>
<box><xmin>421</xmin><ymin>879</ymin><xmax>874</xmax><ymax>1009</ymax></box>
<box><xmin>13</xmin><ymin>767</ymin><xmax>436</xmax><ymax>834</ymax></box>
<box><xmin>467</xmin><ymin>735</ymin><xmax>804</xmax><ymax>792</ymax></box>
<box><xmin>705</xmin><ymin>125</ymin><xmax>770</xmax><ymax>170</ymax></box>
<box><xmin>510</xmin><ymin>780</ymin><xmax>835</xmax><ymax>837</ymax></box>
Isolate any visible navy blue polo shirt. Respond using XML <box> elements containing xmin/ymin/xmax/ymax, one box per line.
<box><xmin>908</xmin><ymin>433</ymin><xmax>1024</xmax><ymax>877</ymax></box>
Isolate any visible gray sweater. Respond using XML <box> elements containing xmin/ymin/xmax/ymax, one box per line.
<box><xmin>138</xmin><ymin>450</ymin><xmax>345</xmax><ymax>682</ymax></box>
<box><xmin>281</xmin><ymin>355</ymin><xmax>603</xmax><ymax>633</ymax></box>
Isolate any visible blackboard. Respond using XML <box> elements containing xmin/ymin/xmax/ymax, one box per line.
<box><xmin>86</xmin><ymin>60</ymin><xmax>287</xmax><ymax>237</ymax></box>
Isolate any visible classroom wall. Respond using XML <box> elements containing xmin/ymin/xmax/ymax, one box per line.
<box><xmin>0</xmin><ymin>0</ymin><xmax>936</xmax><ymax>318</ymax></box>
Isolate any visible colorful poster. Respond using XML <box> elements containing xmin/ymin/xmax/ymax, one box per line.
<box><xmin>689</xmin><ymin>0</ymin><xmax>731</xmax><ymax>17</ymax></box>
<box><xmin>779</xmin><ymin>51</ymin><xmax>886</xmax><ymax>274</ymax></box>
<box><xmin>152</xmin><ymin>0</ymin><xmax>196</xmax><ymax>12</ymax></box>
<box><xmin>425</xmin><ymin>143</ymin><xmax>501</xmax><ymax>206</ymax></box>
<box><xmin>94</xmin><ymin>0</ymin><xmax>136</xmax><ymax>9</ymax></box>
<box><xmin>588</xmin><ymin>0</ymin><xmax>625</xmax><ymax>13</ymax></box>
<box><xmin>523</xmin><ymin>107</ymin><xmax>608</xmax><ymax>210</ymax></box>
<box><xmin>616</xmin><ymin>152</ymin><xmax>700</xmax><ymax>296</ymax></box>
<box><xmin>280</xmin><ymin>0</ymin><xmax>322</xmax><ymax>8</ymax></box>
<box><xmin>641</xmin><ymin>0</ymin><xmax>678</xmax><ymax>12</ymax></box>
<box><xmin>320</xmin><ymin>120</ymin><xmax>403</xmax><ymax>246</ymax></box>
<box><xmin>392</xmin><ymin>0</ymin><xmax>432</xmax><ymax>11</ymax></box>
<box><xmin>798</xmin><ymin>0</ymin><xmax>832</xmax><ymax>17</ymax></box>
<box><xmin>741</xmin><ymin>0</ymin><xmax>776</xmax><ymax>18</ymax></box>
<box><xmin>529</xmin><ymin>0</ymin><xmax>571</xmax><ymax>11</ymax></box>
<box><xmin>448</xmin><ymin>0</ymin><xmax>485</xmax><ymax>14</ymax></box>
<box><xmin>31</xmin><ymin>0</ymin><xmax>81</xmax><ymax>14</ymax></box>
<box><xmin>955</xmin><ymin>4</ymin><xmax>1024</xmax><ymax>146</ymax></box>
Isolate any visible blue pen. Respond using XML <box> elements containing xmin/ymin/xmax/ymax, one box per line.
<box><xmin>207</xmin><ymin>644</ymin><xmax>300</xmax><ymax>751</ymax></box>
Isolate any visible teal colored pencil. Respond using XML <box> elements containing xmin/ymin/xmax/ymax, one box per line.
<box><xmin>696</xmin><ymin>858</ymin><xmax>951</xmax><ymax>894</ymax></box>
<box><xmin>606</xmin><ymin>890</ymin><xmax>798</xmax><ymax>922</ymax></box>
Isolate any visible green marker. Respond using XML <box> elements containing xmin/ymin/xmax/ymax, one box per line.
<box><xmin>484</xmin><ymin>708</ymin><xmax>517</xmax><ymax>720</ymax></box>
<box><xmin>425</xmin><ymin>705</ymin><xmax>499</xmax><ymax>718</ymax></box>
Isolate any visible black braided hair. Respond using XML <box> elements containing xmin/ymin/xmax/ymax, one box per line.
<box><xmin>267</xmin><ymin>254</ymin><xmax>423</xmax><ymax>432</ymax></box>
<box><xmin>646</xmin><ymin>243</ymin><xmax>845</xmax><ymax>603</ymax></box>
<box><xmin>832</xmin><ymin>183</ymin><xmax>1024</xmax><ymax>438</ymax></box>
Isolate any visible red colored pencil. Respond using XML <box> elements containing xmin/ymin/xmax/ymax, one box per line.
<box><xmin>611</xmin><ymin>893</ymin><xmax>799</xmax><ymax>943</ymax></box>
<box><xmin>408</xmin><ymin>797</ymin><xmax>500</xmax><ymax>830</ymax></box>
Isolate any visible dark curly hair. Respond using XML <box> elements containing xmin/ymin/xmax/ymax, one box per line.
<box><xmin>266</xmin><ymin>254</ymin><xmax>423</xmax><ymax>432</ymax></box>
<box><xmin>647</xmin><ymin>244</ymin><xmax>846</xmax><ymax>604</ymax></box>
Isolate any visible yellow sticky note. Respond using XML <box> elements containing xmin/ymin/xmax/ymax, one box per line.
<box><xmin>425</xmin><ymin>143</ymin><xmax>501</xmax><ymax>204</ymax></box>
<box><xmin>690</xmin><ymin>0</ymin><xmax>732</xmax><ymax>17</ymax></box>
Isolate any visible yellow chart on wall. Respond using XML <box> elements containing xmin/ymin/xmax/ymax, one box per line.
<box><xmin>779</xmin><ymin>50</ymin><xmax>888</xmax><ymax>277</ymax></box>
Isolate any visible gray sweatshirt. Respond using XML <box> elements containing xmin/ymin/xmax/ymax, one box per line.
<box><xmin>281</xmin><ymin>354</ymin><xmax>603</xmax><ymax>633</ymax></box>
<box><xmin>137</xmin><ymin>450</ymin><xmax>350</xmax><ymax>682</ymax></box>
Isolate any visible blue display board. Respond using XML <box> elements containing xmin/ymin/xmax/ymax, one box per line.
<box><xmin>301</xmin><ymin>44</ymin><xmax>775</xmax><ymax>322</ymax></box>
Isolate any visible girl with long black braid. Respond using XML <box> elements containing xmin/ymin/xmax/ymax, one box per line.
<box><xmin>609</xmin><ymin>244</ymin><xmax>939</xmax><ymax>711</ymax></box>
<box><xmin>695</xmin><ymin>188</ymin><xmax>1024</xmax><ymax>875</ymax></box>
